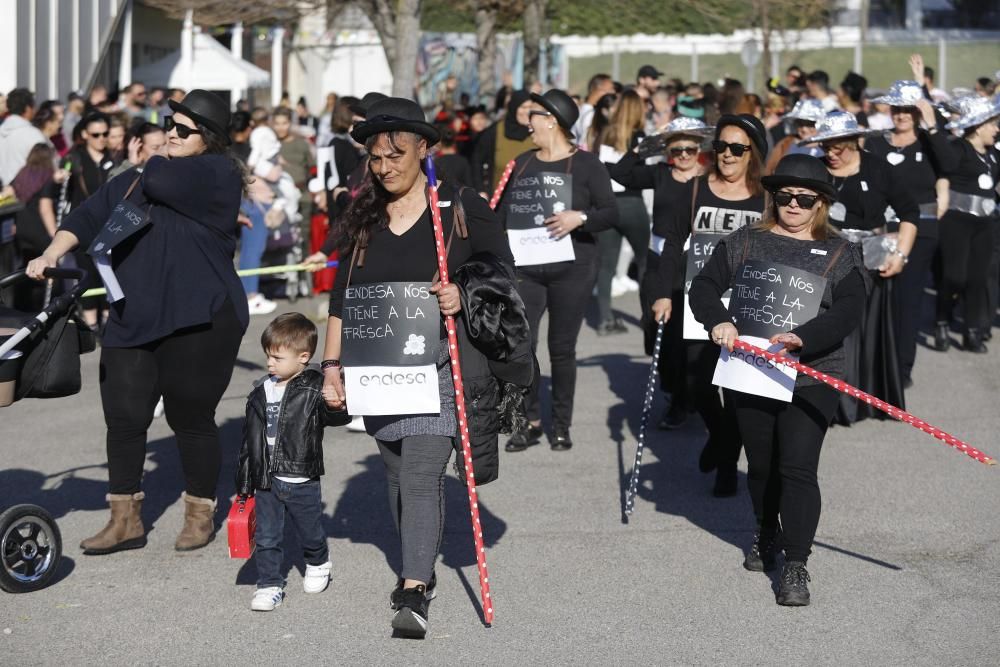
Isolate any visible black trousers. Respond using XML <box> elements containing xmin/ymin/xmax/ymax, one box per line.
<box><xmin>689</xmin><ymin>342</ymin><xmax>741</xmax><ymax>467</ymax></box>
<box><xmin>517</xmin><ymin>243</ymin><xmax>599</xmax><ymax>430</ymax></box>
<box><xmin>936</xmin><ymin>211</ymin><xmax>994</xmax><ymax>331</ymax></box>
<box><xmin>733</xmin><ymin>384</ymin><xmax>840</xmax><ymax>564</ymax></box>
<box><xmin>99</xmin><ymin>301</ymin><xmax>243</xmax><ymax>497</ymax></box>
<box><xmin>892</xmin><ymin>235</ymin><xmax>937</xmax><ymax>382</ymax></box>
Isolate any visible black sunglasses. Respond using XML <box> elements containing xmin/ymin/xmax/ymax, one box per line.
<box><xmin>88</xmin><ymin>131</ymin><xmax>109</xmax><ymax>138</ymax></box>
<box><xmin>164</xmin><ymin>116</ymin><xmax>202</xmax><ymax>139</ymax></box>
<box><xmin>712</xmin><ymin>140</ymin><xmax>752</xmax><ymax>157</ymax></box>
<box><xmin>528</xmin><ymin>110</ymin><xmax>553</xmax><ymax>119</ymax></box>
<box><xmin>773</xmin><ymin>190</ymin><xmax>820</xmax><ymax>209</ymax></box>
<box><xmin>669</xmin><ymin>146</ymin><xmax>699</xmax><ymax>157</ymax></box>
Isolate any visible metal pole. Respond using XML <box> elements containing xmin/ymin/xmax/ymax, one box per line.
<box><xmin>271</xmin><ymin>27</ymin><xmax>285</xmax><ymax>107</ymax></box>
<box><xmin>691</xmin><ymin>43</ymin><xmax>698</xmax><ymax>83</ymax></box>
<box><xmin>938</xmin><ymin>37</ymin><xmax>947</xmax><ymax>93</ymax></box>
<box><xmin>853</xmin><ymin>40</ymin><xmax>862</xmax><ymax>74</ymax></box>
<box><xmin>118</xmin><ymin>0</ymin><xmax>132</xmax><ymax>89</ymax></box>
<box><xmin>611</xmin><ymin>42</ymin><xmax>620</xmax><ymax>82</ymax></box>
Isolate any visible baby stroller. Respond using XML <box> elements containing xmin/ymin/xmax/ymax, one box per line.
<box><xmin>0</xmin><ymin>267</ymin><xmax>94</xmax><ymax>593</ymax></box>
<box><xmin>258</xmin><ymin>206</ymin><xmax>311</xmax><ymax>304</ymax></box>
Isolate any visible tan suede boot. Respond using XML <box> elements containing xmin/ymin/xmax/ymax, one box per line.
<box><xmin>174</xmin><ymin>492</ymin><xmax>217</xmax><ymax>551</ymax></box>
<box><xmin>80</xmin><ymin>492</ymin><xmax>147</xmax><ymax>555</ymax></box>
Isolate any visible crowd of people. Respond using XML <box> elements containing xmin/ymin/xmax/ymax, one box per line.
<box><xmin>3</xmin><ymin>50</ymin><xmax>1000</xmax><ymax>636</ymax></box>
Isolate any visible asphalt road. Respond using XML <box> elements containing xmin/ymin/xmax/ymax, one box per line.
<box><xmin>2</xmin><ymin>293</ymin><xmax>999</xmax><ymax>666</ymax></box>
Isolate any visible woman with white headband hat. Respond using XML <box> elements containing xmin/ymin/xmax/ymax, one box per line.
<box><xmin>764</xmin><ymin>98</ymin><xmax>826</xmax><ymax>175</ymax></box>
<box><xmin>931</xmin><ymin>94</ymin><xmax>1000</xmax><ymax>353</ymax></box>
<box><xmin>866</xmin><ymin>79</ymin><xmax>953</xmax><ymax>385</ymax></box>
<box><xmin>610</xmin><ymin>116</ymin><xmax>714</xmax><ymax>429</ymax></box>
<box><xmin>798</xmin><ymin>110</ymin><xmax>920</xmax><ymax>424</ymax></box>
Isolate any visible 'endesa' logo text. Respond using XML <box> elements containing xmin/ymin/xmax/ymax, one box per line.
<box><xmin>359</xmin><ymin>371</ymin><xmax>429</xmax><ymax>386</ymax></box>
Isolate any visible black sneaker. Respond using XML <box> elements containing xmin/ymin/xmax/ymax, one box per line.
<box><xmin>505</xmin><ymin>424</ymin><xmax>543</xmax><ymax>452</ymax></box>
<box><xmin>698</xmin><ymin>436</ymin><xmax>717</xmax><ymax>473</ymax></box>
<box><xmin>390</xmin><ymin>571</ymin><xmax>437</xmax><ymax>610</ymax></box>
<box><xmin>657</xmin><ymin>402</ymin><xmax>688</xmax><ymax>430</ymax></box>
<box><xmin>743</xmin><ymin>527</ymin><xmax>781</xmax><ymax>572</ymax></box>
<box><xmin>934</xmin><ymin>322</ymin><xmax>950</xmax><ymax>352</ymax></box>
<box><xmin>551</xmin><ymin>428</ymin><xmax>573</xmax><ymax>451</ymax></box>
<box><xmin>776</xmin><ymin>561</ymin><xmax>811</xmax><ymax>606</ymax></box>
<box><xmin>392</xmin><ymin>584</ymin><xmax>430</xmax><ymax>638</ymax></box>
<box><xmin>713</xmin><ymin>464</ymin><xmax>738</xmax><ymax>497</ymax></box>
<box><xmin>964</xmin><ymin>329</ymin><xmax>988</xmax><ymax>354</ymax></box>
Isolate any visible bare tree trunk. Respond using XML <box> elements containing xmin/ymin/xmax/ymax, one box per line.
<box><xmin>476</xmin><ymin>1</ymin><xmax>499</xmax><ymax>107</ymax></box>
<box><xmin>758</xmin><ymin>0</ymin><xmax>771</xmax><ymax>94</ymax></box>
<box><xmin>349</xmin><ymin>0</ymin><xmax>399</xmax><ymax>76</ymax></box>
<box><xmin>523</xmin><ymin>0</ymin><xmax>546</xmax><ymax>87</ymax></box>
<box><xmin>392</xmin><ymin>0</ymin><xmax>423</xmax><ymax>99</ymax></box>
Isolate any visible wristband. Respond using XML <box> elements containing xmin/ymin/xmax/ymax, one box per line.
<box><xmin>892</xmin><ymin>249</ymin><xmax>909</xmax><ymax>264</ymax></box>
<box><xmin>321</xmin><ymin>359</ymin><xmax>341</xmax><ymax>370</ymax></box>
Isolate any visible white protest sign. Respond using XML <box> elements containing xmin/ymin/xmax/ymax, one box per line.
<box><xmin>341</xmin><ymin>281</ymin><xmax>441</xmax><ymax>416</ymax></box>
<box><xmin>503</xmin><ymin>170</ymin><xmax>576</xmax><ymax>266</ymax></box>
<box><xmin>713</xmin><ymin>335</ymin><xmax>797</xmax><ymax>402</ymax></box>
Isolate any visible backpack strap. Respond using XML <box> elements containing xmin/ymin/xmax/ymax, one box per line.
<box><xmin>431</xmin><ymin>185</ymin><xmax>470</xmax><ymax>283</ymax></box>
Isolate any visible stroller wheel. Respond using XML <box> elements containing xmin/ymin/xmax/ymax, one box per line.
<box><xmin>0</xmin><ymin>504</ymin><xmax>63</xmax><ymax>593</ymax></box>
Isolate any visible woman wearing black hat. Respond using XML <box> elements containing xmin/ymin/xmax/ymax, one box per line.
<box><xmin>650</xmin><ymin>114</ymin><xmax>768</xmax><ymax>496</ymax></box>
<box><xmin>689</xmin><ymin>154</ymin><xmax>867</xmax><ymax>606</ymax></box>
<box><xmin>320</xmin><ymin>97</ymin><xmax>514</xmax><ymax>638</ymax></box>
<box><xmin>27</xmin><ymin>90</ymin><xmax>249</xmax><ymax>554</ymax></box>
<box><xmin>609</xmin><ymin>117</ymin><xmax>713</xmax><ymax>428</ymax></box>
<box><xmin>798</xmin><ymin>111</ymin><xmax>920</xmax><ymax>424</ymax></box>
<box><xmin>471</xmin><ymin>89</ymin><xmax>535</xmax><ymax>195</ymax></box>
<box><xmin>499</xmin><ymin>89</ymin><xmax>618</xmax><ymax>452</ymax></box>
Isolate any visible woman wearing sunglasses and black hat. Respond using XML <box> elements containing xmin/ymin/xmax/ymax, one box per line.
<box><xmin>649</xmin><ymin>114</ymin><xmax>768</xmax><ymax>497</ymax></box>
<box><xmin>798</xmin><ymin>110</ymin><xmax>920</xmax><ymax>424</ymax></box>
<box><xmin>689</xmin><ymin>154</ymin><xmax>867</xmax><ymax>606</ymax></box>
<box><xmin>320</xmin><ymin>97</ymin><xmax>515</xmax><ymax>638</ymax></box>
<box><xmin>27</xmin><ymin>90</ymin><xmax>250</xmax><ymax>554</ymax></box>
<box><xmin>609</xmin><ymin>117</ymin><xmax>713</xmax><ymax>429</ymax></box>
<box><xmin>498</xmin><ymin>88</ymin><xmax>618</xmax><ymax>452</ymax></box>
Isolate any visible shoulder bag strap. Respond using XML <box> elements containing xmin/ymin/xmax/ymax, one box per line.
<box><xmin>689</xmin><ymin>176</ymin><xmax>701</xmax><ymax>233</ymax></box>
<box><xmin>821</xmin><ymin>240</ymin><xmax>850</xmax><ymax>278</ymax></box>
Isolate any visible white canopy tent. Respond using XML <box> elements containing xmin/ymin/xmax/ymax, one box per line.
<box><xmin>132</xmin><ymin>29</ymin><xmax>269</xmax><ymax>104</ymax></box>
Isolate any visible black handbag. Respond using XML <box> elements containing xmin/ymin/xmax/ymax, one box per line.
<box><xmin>15</xmin><ymin>314</ymin><xmax>84</xmax><ymax>400</ymax></box>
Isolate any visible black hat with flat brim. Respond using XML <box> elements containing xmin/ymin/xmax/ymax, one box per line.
<box><xmin>761</xmin><ymin>153</ymin><xmax>838</xmax><ymax>201</ymax></box>
<box><xmin>350</xmin><ymin>97</ymin><xmax>440</xmax><ymax>146</ymax></box>
<box><xmin>349</xmin><ymin>91</ymin><xmax>388</xmax><ymax>119</ymax></box>
<box><xmin>530</xmin><ymin>89</ymin><xmax>579</xmax><ymax>132</ymax></box>
<box><xmin>167</xmin><ymin>89</ymin><xmax>232</xmax><ymax>145</ymax></box>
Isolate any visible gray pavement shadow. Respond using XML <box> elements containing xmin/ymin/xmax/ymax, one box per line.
<box><xmin>0</xmin><ymin>465</ymin><xmax>110</xmax><ymax>520</ymax></box>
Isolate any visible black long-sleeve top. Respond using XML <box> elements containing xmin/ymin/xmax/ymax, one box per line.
<box><xmin>497</xmin><ymin>149</ymin><xmax>618</xmax><ymax>251</ymax></box>
<box><xmin>937</xmin><ymin>135</ymin><xmax>1000</xmax><ymax>198</ymax></box>
<box><xmin>828</xmin><ymin>150</ymin><xmax>920</xmax><ymax>232</ymax></box>
<box><xmin>865</xmin><ymin>129</ymin><xmax>952</xmax><ymax>237</ymax></box>
<box><xmin>329</xmin><ymin>182</ymin><xmax>514</xmax><ymax>317</ymax></box>
<box><xmin>609</xmin><ymin>151</ymin><xmax>691</xmax><ymax>237</ymax></box>
<box><xmin>598</xmin><ymin>131</ymin><xmax>645</xmax><ymax>199</ymax></box>
<box><xmin>650</xmin><ymin>174</ymin><xmax>765</xmax><ymax>302</ymax></box>
<box><xmin>61</xmin><ymin>154</ymin><xmax>250</xmax><ymax>347</ymax></box>
<box><xmin>689</xmin><ymin>225</ymin><xmax>867</xmax><ymax>388</ymax></box>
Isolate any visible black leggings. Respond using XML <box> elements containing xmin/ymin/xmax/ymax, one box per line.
<box><xmin>596</xmin><ymin>196</ymin><xmax>650</xmax><ymax>323</ymax></box>
<box><xmin>100</xmin><ymin>301</ymin><xmax>243</xmax><ymax>497</ymax></box>
<box><xmin>733</xmin><ymin>384</ymin><xmax>840</xmax><ymax>564</ymax></box>
<box><xmin>936</xmin><ymin>211</ymin><xmax>994</xmax><ymax>330</ymax></box>
<box><xmin>517</xmin><ymin>243</ymin><xmax>599</xmax><ymax>430</ymax></box>
<box><xmin>689</xmin><ymin>342</ymin><xmax>740</xmax><ymax>467</ymax></box>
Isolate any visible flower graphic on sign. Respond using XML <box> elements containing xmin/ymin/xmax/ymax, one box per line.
<box><xmin>552</xmin><ymin>201</ymin><xmax>565</xmax><ymax>214</ymax></box>
<box><xmin>403</xmin><ymin>334</ymin><xmax>426</xmax><ymax>356</ymax></box>
<box><xmin>533</xmin><ymin>214</ymin><xmax>545</xmax><ymax>226</ymax></box>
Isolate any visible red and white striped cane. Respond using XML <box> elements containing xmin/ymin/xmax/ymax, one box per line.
<box><xmin>489</xmin><ymin>159</ymin><xmax>517</xmax><ymax>211</ymax></box>
<box><xmin>732</xmin><ymin>340</ymin><xmax>996</xmax><ymax>466</ymax></box>
<box><xmin>424</xmin><ymin>158</ymin><xmax>495</xmax><ymax>625</ymax></box>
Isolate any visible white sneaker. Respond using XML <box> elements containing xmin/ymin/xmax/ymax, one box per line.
<box><xmin>619</xmin><ymin>275</ymin><xmax>640</xmax><ymax>292</ymax></box>
<box><xmin>610</xmin><ymin>276</ymin><xmax>629</xmax><ymax>298</ymax></box>
<box><xmin>346</xmin><ymin>416</ymin><xmax>366</xmax><ymax>433</ymax></box>
<box><xmin>247</xmin><ymin>294</ymin><xmax>277</xmax><ymax>315</ymax></box>
<box><xmin>303</xmin><ymin>561</ymin><xmax>332</xmax><ymax>594</ymax></box>
<box><xmin>251</xmin><ymin>586</ymin><xmax>284</xmax><ymax>611</ymax></box>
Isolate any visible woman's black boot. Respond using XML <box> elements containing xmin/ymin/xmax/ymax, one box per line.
<box><xmin>964</xmin><ymin>329</ymin><xmax>988</xmax><ymax>354</ymax></box>
<box><xmin>933</xmin><ymin>322</ymin><xmax>950</xmax><ymax>352</ymax></box>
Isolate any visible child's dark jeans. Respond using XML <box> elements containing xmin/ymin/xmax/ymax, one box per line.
<box><xmin>253</xmin><ymin>477</ymin><xmax>329</xmax><ymax>588</ymax></box>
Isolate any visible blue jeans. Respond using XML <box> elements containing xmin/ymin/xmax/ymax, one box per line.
<box><xmin>253</xmin><ymin>477</ymin><xmax>329</xmax><ymax>589</ymax></box>
<box><xmin>239</xmin><ymin>201</ymin><xmax>269</xmax><ymax>295</ymax></box>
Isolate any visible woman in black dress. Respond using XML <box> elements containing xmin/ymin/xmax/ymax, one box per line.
<box><xmin>798</xmin><ymin>111</ymin><xmax>919</xmax><ymax>423</ymax></box>
<box><xmin>27</xmin><ymin>90</ymin><xmax>249</xmax><ymax>555</ymax></box>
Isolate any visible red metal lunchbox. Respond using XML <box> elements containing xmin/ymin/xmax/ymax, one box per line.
<box><xmin>227</xmin><ymin>496</ymin><xmax>256</xmax><ymax>559</ymax></box>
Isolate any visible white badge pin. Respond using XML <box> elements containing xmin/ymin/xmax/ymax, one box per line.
<box><xmin>830</xmin><ymin>202</ymin><xmax>847</xmax><ymax>222</ymax></box>
<box><xmin>886</xmin><ymin>153</ymin><xmax>905</xmax><ymax>166</ymax></box>
<box><xmin>915</xmin><ymin>152</ymin><xmax>923</xmax><ymax>162</ymax></box>
<box><xmin>979</xmin><ymin>173</ymin><xmax>994</xmax><ymax>190</ymax></box>
<box><xmin>861</xmin><ymin>180</ymin><xmax>869</xmax><ymax>192</ymax></box>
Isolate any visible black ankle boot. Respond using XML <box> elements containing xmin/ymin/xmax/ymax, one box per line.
<box><xmin>776</xmin><ymin>561</ymin><xmax>811</xmax><ymax>606</ymax></box>
<box><xmin>964</xmin><ymin>329</ymin><xmax>988</xmax><ymax>354</ymax></box>
<box><xmin>934</xmin><ymin>322</ymin><xmax>950</xmax><ymax>352</ymax></box>
<box><xmin>744</xmin><ymin>526</ymin><xmax>781</xmax><ymax>572</ymax></box>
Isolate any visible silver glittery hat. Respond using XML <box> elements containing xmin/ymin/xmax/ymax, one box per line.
<box><xmin>797</xmin><ymin>110</ymin><xmax>880</xmax><ymax>146</ymax></box>
<box><xmin>871</xmin><ymin>80</ymin><xmax>924</xmax><ymax>107</ymax></box>
<box><xmin>784</xmin><ymin>99</ymin><xmax>826</xmax><ymax>124</ymax></box>
<box><xmin>945</xmin><ymin>95</ymin><xmax>1000</xmax><ymax>132</ymax></box>
<box><xmin>636</xmin><ymin>117</ymin><xmax>715</xmax><ymax>159</ymax></box>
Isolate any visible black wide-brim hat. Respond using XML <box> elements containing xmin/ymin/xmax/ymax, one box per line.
<box><xmin>167</xmin><ymin>89</ymin><xmax>232</xmax><ymax>145</ymax></box>
<box><xmin>349</xmin><ymin>91</ymin><xmax>389</xmax><ymax>119</ymax></box>
<box><xmin>350</xmin><ymin>97</ymin><xmax>440</xmax><ymax>146</ymax></box>
<box><xmin>715</xmin><ymin>113</ymin><xmax>769</xmax><ymax>158</ymax></box>
<box><xmin>530</xmin><ymin>89</ymin><xmax>579</xmax><ymax>132</ymax></box>
<box><xmin>761</xmin><ymin>153</ymin><xmax>838</xmax><ymax>200</ymax></box>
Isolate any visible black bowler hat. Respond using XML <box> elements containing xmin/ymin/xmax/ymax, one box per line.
<box><xmin>715</xmin><ymin>113</ymin><xmax>769</xmax><ymax>158</ymax></box>
<box><xmin>529</xmin><ymin>89</ymin><xmax>579</xmax><ymax>131</ymax></box>
<box><xmin>349</xmin><ymin>91</ymin><xmax>388</xmax><ymax>119</ymax></box>
<box><xmin>167</xmin><ymin>89</ymin><xmax>232</xmax><ymax>145</ymax></box>
<box><xmin>350</xmin><ymin>97</ymin><xmax>440</xmax><ymax>146</ymax></box>
<box><xmin>761</xmin><ymin>154</ymin><xmax>838</xmax><ymax>201</ymax></box>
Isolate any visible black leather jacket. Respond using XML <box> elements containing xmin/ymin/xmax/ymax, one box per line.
<box><xmin>236</xmin><ymin>367</ymin><xmax>350</xmax><ymax>496</ymax></box>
